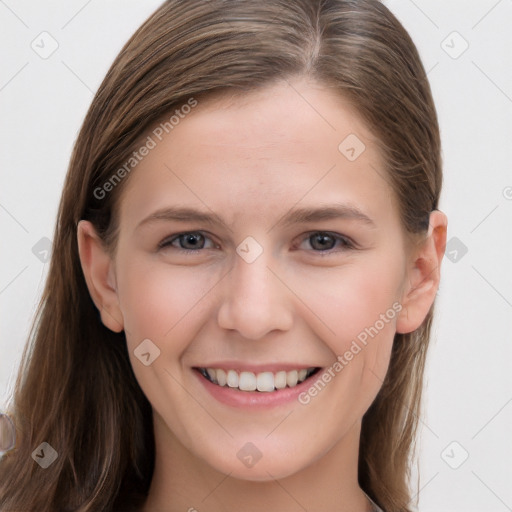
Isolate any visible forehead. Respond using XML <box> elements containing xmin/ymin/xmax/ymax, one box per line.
<box><xmin>119</xmin><ymin>79</ymin><xmax>398</xmax><ymax>230</ymax></box>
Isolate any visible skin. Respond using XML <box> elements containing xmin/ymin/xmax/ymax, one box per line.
<box><xmin>78</xmin><ymin>78</ymin><xmax>447</xmax><ymax>512</ymax></box>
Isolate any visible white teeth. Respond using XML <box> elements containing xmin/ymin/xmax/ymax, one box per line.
<box><xmin>274</xmin><ymin>371</ymin><xmax>287</xmax><ymax>389</ymax></box>
<box><xmin>227</xmin><ymin>370</ymin><xmax>238</xmax><ymax>388</ymax></box>
<box><xmin>239</xmin><ymin>371</ymin><xmax>257</xmax><ymax>391</ymax></box>
<box><xmin>286</xmin><ymin>370</ymin><xmax>298</xmax><ymax>387</ymax></box>
<box><xmin>216</xmin><ymin>369</ymin><xmax>227</xmax><ymax>386</ymax></box>
<box><xmin>201</xmin><ymin>367</ymin><xmax>315</xmax><ymax>392</ymax></box>
<box><xmin>206</xmin><ymin>368</ymin><xmax>217</xmax><ymax>383</ymax></box>
<box><xmin>256</xmin><ymin>372</ymin><xmax>274</xmax><ymax>392</ymax></box>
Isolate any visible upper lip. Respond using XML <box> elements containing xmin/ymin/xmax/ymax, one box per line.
<box><xmin>193</xmin><ymin>362</ymin><xmax>321</xmax><ymax>373</ymax></box>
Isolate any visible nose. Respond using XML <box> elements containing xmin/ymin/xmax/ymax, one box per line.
<box><xmin>217</xmin><ymin>250</ymin><xmax>294</xmax><ymax>340</ymax></box>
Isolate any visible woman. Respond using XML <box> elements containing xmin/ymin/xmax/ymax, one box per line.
<box><xmin>0</xmin><ymin>1</ymin><xmax>447</xmax><ymax>510</ymax></box>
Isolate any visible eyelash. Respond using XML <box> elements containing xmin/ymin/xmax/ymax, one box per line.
<box><xmin>158</xmin><ymin>231</ymin><xmax>356</xmax><ymax>255</ymax></box>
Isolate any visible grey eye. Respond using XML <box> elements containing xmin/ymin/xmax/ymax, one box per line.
<box><xmin>309</xmin><ymin>232</ymin><xmax>336</xmax><ymax>251</ymax></box>
<box><xmin>177</xmin><ymin>232</ymin><xmax>206</xmax><ymax>250</ymax></box>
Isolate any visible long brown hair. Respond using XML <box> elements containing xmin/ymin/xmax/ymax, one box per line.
<box><xmin>0</xmin><ymin>1</ymin><xmax>441</xmax><ymax>510</ymax></box>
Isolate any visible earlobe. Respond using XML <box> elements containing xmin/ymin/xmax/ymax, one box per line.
<box><xmin>396</xmin><ymin>210</ymin><xmax>447</xmax><ymax>334</ymax></box>
<box><xmin>77</xmin><ymin>220</ymin><xmax>124</xmax><ymax>333</ymax></box>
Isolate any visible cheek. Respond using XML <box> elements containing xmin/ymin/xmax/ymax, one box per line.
<box><xmin>293</xmin><ymin>262</ymin><xmax>401</xmax><ymax>421</ymax></box>
<box><xmin>300</xmin><ymin>259</ymin><xmax>403</xmax><ymax>342</ymax></box>
<box><xmin>116</xmin><ymin>257</ymin><xmax>219</xmax><ymax>347</ymax></box>
<box><xmin>290</xmin><ymin>252</ymin><xmax>404</xmax><ymax>397</ymax></box>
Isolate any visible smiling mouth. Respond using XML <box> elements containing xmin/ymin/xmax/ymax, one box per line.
<box><xmin>196</xmin><ymin>367</ymin><xmax>321</xmax><ymax>392</ymax></box>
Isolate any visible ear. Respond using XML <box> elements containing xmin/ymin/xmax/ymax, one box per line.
<box><xmin>396</xmin><ymin>210</ymin><xmax>447</xmax><ymax>334</ymax></box>
<box><xmin>77</xmin><ymin>220</ymin><xmax>124</xmax><ymax>333</ymax></box>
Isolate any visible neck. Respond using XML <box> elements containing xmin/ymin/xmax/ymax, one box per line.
<box><xmin>142</xmin><ymin>413</ymin><xmax>373</xmax><ymax>512</ymax></box>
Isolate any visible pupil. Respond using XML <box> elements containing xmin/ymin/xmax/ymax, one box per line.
<box><xmin>182</xmin><ymin>233</ymin><xmax>203</xmax><ymax>249</ymax></box>
<box><xmin>311</xmin><ymin>233</ymin><xmax>334</xmax><ymax>250</ymax></box>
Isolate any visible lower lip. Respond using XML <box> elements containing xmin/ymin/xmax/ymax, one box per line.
<box><xmin>194</xmin><ymin>369</ymin><xmax>322</xmax><ymax>409</ymax></box>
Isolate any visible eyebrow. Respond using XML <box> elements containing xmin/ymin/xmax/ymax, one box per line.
<box><xmin>136</xmin><ymin>206</ymin><xmax>225</xmax><ymax>230</ymax></box>
<box><xmin>136</xmin><ymin>204</ymin><xmax>376</xmax><ymax>231</ymax></box>
<box><xmin>273</xmin><ymin>204</ymin><xmax>376</xmax><ymax>229</ymax></box>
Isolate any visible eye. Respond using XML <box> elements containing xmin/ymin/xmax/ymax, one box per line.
<box><xmin>159</xmin><ymin>231</ymin><xmax>217</xmax><ymax>252</ymax></box>
<box><xmin>298</xmin><ymin>231</ymin><xmax>354</xmax><ymax>253</ymax></box>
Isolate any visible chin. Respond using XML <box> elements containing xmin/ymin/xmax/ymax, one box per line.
<box><xmin>200</xmin><ymin>443</ymin><xmax>310</xmax><ymax>482</ymax></box>
<box><xmin>217</xmin><ymin>462</ymin><xmax>299</xmax><ymax>483</ymax></box>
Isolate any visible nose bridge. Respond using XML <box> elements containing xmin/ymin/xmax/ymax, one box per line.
<box><xmin>217</xmin><ymin>247</ymin><xmax>293</xmax><ymax>339</ymax></box>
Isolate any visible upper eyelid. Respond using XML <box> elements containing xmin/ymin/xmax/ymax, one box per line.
<box><xmin>159</xmin><ymin>231</ymin><xmax>217</xmax><ymax>248</ymax></box>
<box><xmin>159</xmin><ymin>230</ymin><xmax>355</xmax><ymax>250</ymax></box>
<box><xmin>296</xmin><ymin>231</ymin><xmax>355</xmax><ymax>249</ymax></box>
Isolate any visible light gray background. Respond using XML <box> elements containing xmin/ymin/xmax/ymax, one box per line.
<box><xmin>1</xmin><ymin>1</ymin><xmax>511</xmax><ymax>510</ymax></box>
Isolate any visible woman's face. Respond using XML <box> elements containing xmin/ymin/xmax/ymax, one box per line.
<box><xmin>106</xmin><ymin>79</ymin><xmax>421</xmax><ymax>480</ymax></box>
